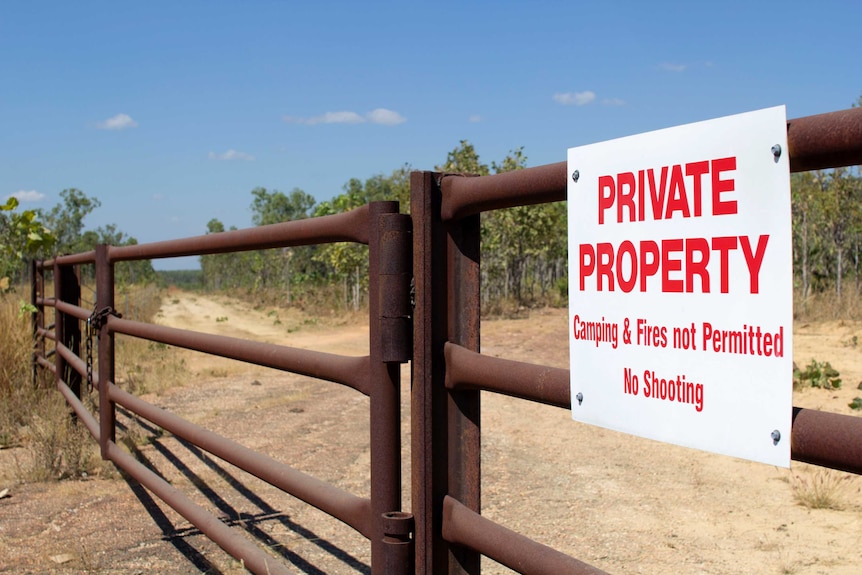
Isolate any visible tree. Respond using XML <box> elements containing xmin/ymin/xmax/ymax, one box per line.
<box><xmin>200</xmin><ymin>218</ymin><xmax>232</xmax><ymax>290</ymax></box>
<box><xmin>78</xmin><ymin>224</ymin><xmax>156</xmax><ymax>286</ymax></box>
<box><xmin>436</xmin><ymin>140</ymin><xmax>490</xmax><ymax>176</ymax></box>
<box><xmin>0</xmin><ymin>197</ymin><xmax>55</xmax><ymax>286</ymax></box>
<box><xmin>250</xmin><ymin>187</ymin><xmax>315</xmax><ymax>226</ymax></box>
<box><xmin>41</xmin><ymin>189</ymin><xmax>101</xmax><ymax>255</ymax></box>
<box><xmin>436</xmin><ymin>142</ymin><xmax>568</xmax><ymax>308</ymax></box>
<box><xmin>249</xmin><ymin>187</ymin><xmax>317</xmax><ymax>299</ymax></box>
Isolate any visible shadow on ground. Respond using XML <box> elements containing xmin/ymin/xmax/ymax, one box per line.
<box><xmin>116</xmin><ymin>408</ymin><xmax>370</xmax><ymax>574</ymax></box>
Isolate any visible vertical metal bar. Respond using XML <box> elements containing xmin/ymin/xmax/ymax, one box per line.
<box><xmin>446</xmin><ymin>208</ymin><xmax>481</xmax><ymax>575</ymax></box>
<box><xmin>31</xmin><ymin>261</ymin><xmax>43</xmax><ymax>386</ymax></box>
<box><xmin>411</xmin><ymin>171</ymin><xmax>451</xmax><ymax>574</ymax></box>
<box><xmin>368</xmin><ymin>201</ymin><xmax>407</xmax><ymax>574</ymax></box>
<box><xmin>53</xmin><ymin>262</ymin><xmax>65</xmax><ymax>390</ymax></box>
<box><xmin>378</xmin><ymin>210</ymin><xmax>414</xmax><ymax>574</ymax></box>
<box><xmin>381</xmin><ymin>512</ymin><xmax>415</xmax><ymax>574</ymax></box>
<box><xmin>64</xmin><ymin>265</ymin><xmax>82</xmax><ymax>400</ymax></box>
<box><xmin>95</xmin><ymin>245</ymin><xmax>115</xmax><ymax>458</ymax></box>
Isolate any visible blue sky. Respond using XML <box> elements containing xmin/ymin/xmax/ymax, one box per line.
<box><xmin>2</xmin><ymin>1</ymin><xmax>859</xmax><ymax>270</ymax></box>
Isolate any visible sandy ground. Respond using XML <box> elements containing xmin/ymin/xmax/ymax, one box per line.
<box><xmin>0</xmin><ymin>291</ymin><xmax>860</xmax><ymax>574</ymax></box>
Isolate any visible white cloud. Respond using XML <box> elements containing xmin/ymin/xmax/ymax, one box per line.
<box><xmin>553</xmin><ymin>91</ymin><xmax>596</xmax><ymax>106</ymax></box>
<box><xmin>366</xmin><ymin>108</ymin><xmax>406</xmax><ymax>125</ymax></box>
<box><xmin>284</xmin><ymin>108</ymin><xmax>406</xmax><ymax>126</ymax></box>
<box><xmin>468</xmin><ymin>114</ymin><xmax>482</xmax><ymax>123</ymax></box>
<box><xmin>313</xmin><ymin>111</ymin><xmax>365</xmax><ymax>125</ymax></box>
<box><xmin>8</xmin><ymin>189</ymin><xmax>45</xmax><ymax>202</ymax></box>
<box><xmin>602</xmin><ymin>98</ymin><xmax>626</xmax><ymax>106</ymax></box>
<box><xmin>660</xmin><ymin>62</ymin><xmax>687</xmax><ymax>72</ymax></box>
<box><xmin>96</xmin><ymin>113</ymin><xmax>138</xmax><ymax>130</ymax></box>
<box><xmin>208</xmin><ymin>149</ymin><xmax>255</xmax><ymax>161</ymax></box>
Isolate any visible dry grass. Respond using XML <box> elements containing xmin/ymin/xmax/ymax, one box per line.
<box><xmin>0</xmin><ymin>289</ymin><xmax>98</xmax><ymax>481</ymax></box>
<box><xmin>792</xmin><ymin>467</ymin><xmax>856</xmax><ymax>510</ymax></box>
<box><xmin>114</xmin><ymin>284</ymin><xmax>187</xmax><ymax>396</ymax></box>
<box><xmin>2</xmin><ymin>282</ymin><xmax>186</xmax><ymax>482</ymax></box>
<box><xmin>794</xmin><ymin>287</ymin><xmax>862</xmax><ymax>321</ymax></box>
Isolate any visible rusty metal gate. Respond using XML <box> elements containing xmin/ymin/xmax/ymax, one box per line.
<box><xmin>33</xmin><ymin>202</ymin><xmax>413</xmax><ymax>575</ymax></box>
<box><xmin>32</xmin><ymin>107</ymin><xmax>862</xmax><ymax>574</ymax></box>
<box><xmin>408</xmin><ymin>107</ymin><xmax>862</xmax><ymax>575</ymax></box>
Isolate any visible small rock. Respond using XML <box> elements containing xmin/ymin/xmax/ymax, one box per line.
<box><xmin>50</xmin><ymin>553</ymin><xmax>75</xmax><ymax>564</ymax></box>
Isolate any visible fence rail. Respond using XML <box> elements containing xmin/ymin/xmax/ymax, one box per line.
<box><xmin>33</xmin><ymin>201</ymin><xmax>413</xmax><ymax>575</ymax></box>
<box><xmin>31</xmin><ymin>106</ymin><xmax>862</xmax><ymax>575</ymax></box>
<box><xmin>411</xmin><ymin>106</ymin><xmax>862</xmax><ymax>575</ymax></box>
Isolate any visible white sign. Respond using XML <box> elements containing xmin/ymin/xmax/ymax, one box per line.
<box><xmin>567</xmin><ymin>106</ymin><xmax>792</xmax><ymax>466</ymax></box>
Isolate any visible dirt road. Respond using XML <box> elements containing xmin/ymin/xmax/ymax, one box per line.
<box><xmin>1</xmin><ymin>292</ymin><xmax>860</xmax><ymax>574</ymax></box>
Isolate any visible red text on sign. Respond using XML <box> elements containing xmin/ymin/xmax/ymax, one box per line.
<box><xmin>578</xmin><ymin>234</ymin><xmax>768</xmax><ymax>294</ymax></box>
<box><xmin>598</xmin><ymin>157</ymin><xmax>737</xmax><ymax>224</ymax></box>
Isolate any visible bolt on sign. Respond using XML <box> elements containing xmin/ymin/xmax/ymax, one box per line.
<box><xmin>567</xmin><ymin>106</ymin><xmax>792</xmax><ymax>467</ymax></box>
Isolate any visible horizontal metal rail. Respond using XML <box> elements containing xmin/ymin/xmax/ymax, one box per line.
<box><xmin>445</xmin><ymin>343</ymin><xmax>862</xmax><ymax>475</ymax></box>
<box><xmin>58</xmin><ymin>375</ymin><xmax>289</xmax><ymax>574</ymax></box>
<box><xmin>440</xmin><ymin>108</ymin><xmax>862</xmax><ymax>222</ymax></box>
<box><xmin>55</xmin><ymin>300</ymin><xmax>91</xmax><ymax>321</ymax></box>
<box><xmin>56</xmin><ymin>342</ymin><xmax>91</xmax><ymax>383</ymax></box>
<box><xmin>105</xmin><ymin>441</ymin><xmax>295</xmax><ymax>575</ymax></box>
<box><xmin>791</xmin><ymin>407</ymin><xmax>862</xmax><ymax>475</ymax></box>
<box><xmin>36</xmin><ymin>328</ymin><xmax>56</xmax><ymax>342</ymax></box>
<box><xmin>57</xmin><ymin>379</ymin><xmax>100</xmax><ymax>440</ymax></box>
<box><xmin>37</xmin><ymin>355</ymin><xmax>56</xmax><ymax>374</ymax></box>
<box><xmin>41</xmin><ymin>250</ymin><xmax>96</xmax><ymax>268</ymax></box>
<box><xmin>110</xmin><ymin>205</ymin><xmax>372</xmax><ymax>262</ymax></box>
<box><xmin>108</xmin><ymin>382</ymin><xmax>373</xmax><ymax>538</ymax></box>
<box><xmin>444</xmin><ymin>342</ymin><xmax>569</xmax><ymax>408</ymax></box>
<box><xmin>442</xmin><ymin>496</ymin><xmax>610</xmax><ymax>575</ymax></box>
<box><xmin>108</xmin><ymin>317</ymin><xmax>371</xmax><ymax>395</ymax></box>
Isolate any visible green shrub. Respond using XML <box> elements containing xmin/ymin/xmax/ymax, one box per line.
<box><xmin>793</xmin><ymin>360</ymin><xmax>842</xmax><ymax>390</ymax></box>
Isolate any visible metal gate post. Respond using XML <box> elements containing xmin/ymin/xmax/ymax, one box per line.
<box><xmin>95</xmin><ymin>244</ymin><xmax>116</xmax><ymax>458</ymax></box>
<box><xmin>368</xmin><ymin>201</ymin><xmax>414</xmax><ymax>574</ymax></box>
<box><xmin>31</xmin><ymin>260</ymin><xmax>45</xmax><ymax>386</ymax></box>
<box><xmin>53</xmin><ymin>262</ymin><xmax>82</xmax><ymax>400</ymax></box>
<box><xmin>445</xmin><ymin>195</ymin><xmax>481</xmax><ymax>575</ymax></box>
<box><xmin>412</xmin><ymin>172</ymin><xmax>481</xmax><ymax>575</ymax></box>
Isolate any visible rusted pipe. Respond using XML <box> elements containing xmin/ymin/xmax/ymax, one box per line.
<box><xmin>52</xmin><ymin>251</ymin><xmax>96</xmax><ymax>266</ymax></box>
<box><xmin>440</xmin><ymin>108</ymin><xmax>862</xmax><ymax>222</ymax></box>
<box><xmin>55</xmin><ymin>299</ymin><xmax>91</xmax><ymax>321</ymax></box>
<box><xmin>378</xmin><ymin>212</ymin><xmax>413</xmax><ymax>363</ymax></box>
<box><xmin>110</xmin><ymin>204</ymin><xmax>372</xmax><ymax>262</ymax></box>
<box><xmin>442</xmin><ymin>496</ymin><xmax>609</xmax><ymax>575</ymax></box>
<box><xmin>109</xmin><ymin>317</ymin><xmax>371</xmax><ymax>395</ymax></box>
<box><xmin>791</xmin><ymin>407</ymin><xmax>862</xmax><ymax>475</ymax></box>
<box><xmin>56</xmin><ymin>342</ymin><xmax>90</xmax><ymax>381</ymax></box>
<box><xmin>37</xmin><ymin>355</ymin><xmax>56</xmax><ymax>374</ymax></box>
<box><xmin>787</xmin><ymin>107</ymin><xmax>862</xmax><ymax>172</ymax></box>
<box><xmin>37</xmin><ymin>328</ymin><xmax>56</xmax><ymax>341</ymax></box>
<box><xmin>445</xmin><ymin>343</ymin><xmax>570</xmax><ymax>409</ymax></box>
<box><xmin>104</xmin><ymin>441</ymin><xmax>295</xmax><ymax>575</ymax></box>
<box><xmin>380</xmin><ymin>512</ymin><xmax>414</xmax><ymax>575</ymax></box>
<box><xmin>96</xmin><ymin>244</ymin><xmax>116</xmax><ymax>457</ymax></box>
<box><xmin>108</xmin><ymin>383</ymin><xmax>373</xmax><ymax>538</ymax></box>
<box><xmin>57</xmin><ymin>380</ymin><xmax>100</xmax><ymax>440</ymax></box>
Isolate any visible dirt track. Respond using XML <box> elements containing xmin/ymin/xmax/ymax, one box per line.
<box><xmin>1</xmin><ymin>292</ymin><xmax>861</xmax><ymax>574</ymax></box>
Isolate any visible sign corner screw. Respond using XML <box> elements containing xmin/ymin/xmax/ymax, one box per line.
<box><xmin>575</xmin><ymin>392</ymin><xmax>583</xmax><ymax>406</ymax></box>
<box><xmin>571</xmin><ymin>170</ymin><xmax>580</xmax><ymax>183</ymax></box>
<box><xmin>771</xmin><ymin>429</ymin><xmax>781</xmax><ymax>445</ymax></box>
<box><xmin>771</xmin><ymin>144</ymin><xmax>782</xmax><ymax>161</ymax></box>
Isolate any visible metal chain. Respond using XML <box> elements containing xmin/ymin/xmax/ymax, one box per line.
<box><xmin>85</xmin><ymin>306</ymin><xmax>122</xmax><ymax>392</ymax></box>
<box><xmin>86</xmin><ymin>312</ymin><xmax>93</xmax><ymax>392</ymax></box>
